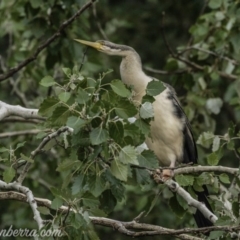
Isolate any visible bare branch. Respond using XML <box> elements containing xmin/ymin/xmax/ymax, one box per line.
<box><xmin>0</xmin><ymin>101</ymin><xmax>40</xmax><ymax>121</ymax></box>
<box><xmin>0</xmin><ymin>129</ymin><xmax>50</xmax><ymax>138</ymax></box>
<box><xmin>17</xmin><ymin>126</ymin><xmax>73</xmax><ymax>184</ymax></box>
<box><xmin>144</xmin><ymin>66</ymin><xmax>186</xmax><ymax>75</ymax></box>
<box><xmin>174</xmin><ymin>165</ymin><xmax>238</xmax><ymax>176</ymax></box>
<box><xmin>92</xmin><ymin>4</ymin><xmax>108</xmax><ymax>40</ymax></box>
<box><xmin>1</xmin><ymin>191</ymin><xmax>240</xmax><ymax>238</ymax></box>
<box><xmin>160</xmin><ymin>12</ymin><xmax>238</xmax><ymax>81</ymax></box>
<box><xmin>1</xmin><ymin>116</ymin><xmax>44</xmax><ymax>124</ymax></box>
<box><xmin>153</xmin><ymin>171</ymin><xmax>218</xmax><ymax>224</ymax></box>
<box><xmin>0</xmin><ymin>0</ymin><xmax>96</xmax><ymax>82</ymax></box>
<box><xmin>0</xmin><ymin>182</ymin><xmax>43</xmax><ymax>229</ymax></box>
<box><xmin>9</xmin><ymin>78</ymin><xmax>29</xmax><ymax>107</ymax></box>
<box><xmin>181</xmin><ymin>46</ymin><xmax>239</xmax><ymax>66</ymax></box>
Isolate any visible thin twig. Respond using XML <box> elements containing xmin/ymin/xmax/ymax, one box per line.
<box><xmin>144</xmin><ymin>66</ymin><xmax>186</xmax><ymax>75</ymax></box>
<box><xmin>0</xmin><ymin>129</ymin><xmax>50</xmax><ymax>138</ymax></box>
<box><xmin>92</xmin><ymin>4</ymin><xmax>108</xmax><ymax>40</ymax></box>
<box><xmin>1</xmin><ymin>116</ymin><xmax>44</xmax><ymax>124</ymax></box>
<box><xmin>0</xmin><ymin>0</ymin><xmax>96</xmax><ymax>82</ymax></box>
<box><xmin>160</xmin><ymin>12</ymin><xmax>238</xmax><ymax>81</ymax></box>
<box><xmin>79</xmin><ymin>47</ymin><xmax>89</xmax><ymax>72</ymax></box>
<box><xmin>17</xmin><ymin>126</ymin><xmax>73</xmax><ymax>184</ymax></box>
<box><xmin>62</xmin><ymin>205</ymin><xmax>71</xmax><ymax>225</ymax></box>
<box><xmin>180</xmin><ymin>46</ymin><xmax>239</xmax><ymax>66</ymax></box>
<box><xmin>161</xmin><ymin>12</ymin><xmax>176</xmax><ymax>58</ymax></box>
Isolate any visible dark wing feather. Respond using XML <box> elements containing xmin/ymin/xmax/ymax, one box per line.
<box><xmin>171</xmin><ymin>93</ymin><xmax>213</xmax><ymax>229</ymax></box>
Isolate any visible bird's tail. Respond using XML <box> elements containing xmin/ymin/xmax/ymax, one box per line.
<box><xmin>194</xmin><ymin>186</ymin><xmax>213</xmax><ymax>228</ymax></box>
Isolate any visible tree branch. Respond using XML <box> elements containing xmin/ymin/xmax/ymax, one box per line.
<box><xmin>144</xmin><ymin>66</ymin><xmax>186</xmax><ymax>75</ymax></box>
<box><xmin>153</xmin><ymin>172</ymin><xmax>218</xmax><ymax>224</ymax></box>
<box><xmin>17</xmin><ymin>126</ymin><xmax>73</xmax><ymax>184</ymax></box>
<box><xmin>0</xmin><ymin>101</ymin><xmax>41</xmax><ymax>121</ymax></box>
<box><xmin>1</xmin><ymin>191</ymin><xmax>240</xmax><ymax>238</ymax></box>
<box><xmin>174</xmin><ymin>165</ymin><xmax>238</xmax><ymax>176</ymax></box>
<box><xmin>0</xmin><ymin>182</ymin><xmax>43</xmax><ymax>230</ymax></box>
<box><xmin>0</xmin><ymin>0</ymin><xmax>96</xmax><ymax>82</ymax></box>
<box><xmin>0</xmin><ymin>129</ymin><xmax>50</xmax><ymax>138</ymax></box>
<box><xmin>1</xmin><ymin>116</ymin><xmax>44</xmax><ymax>124</ymax></box>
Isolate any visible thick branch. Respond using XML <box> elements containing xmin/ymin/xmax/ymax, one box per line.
<box><xmin>165</xmin><ymin>179</ymin><xmax>218</xmax><ymax>223</ymax></box>
<box><xmin>0</xmin><ymin>0</ymin><xmax>96</xmax><ymax>82</ymax></box>
<box><xmin>0</xmin><ymin>101</ymin><xmax>41</xmax><ymax>121</ymax></box>
<box><xmin>174</xmin><ymin>165</ymin><xmax>238</xmax><ymax>176</ymax></box>
<box><xmin>0</xmin><ymin>182</ymin><xmax>43</xmax><ymax>229</ymax></box>
<box><xmin>0</xmin><ymin>129</ymin><xmax>49</xmax><ymax>138</ymax></box>
<box><xmin>1</xmin><ymin>191</ymin><xmax>240</xmax><ymax>238</ymax></box>
<box><xmin>153</xmin><ymin>171</ymin><xmax>218</xmax><ymax>224</ymax></box>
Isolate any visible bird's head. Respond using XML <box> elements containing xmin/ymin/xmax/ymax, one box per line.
<box><xmin>74</xmin><ymin>39</ymin><xmax>135</xmax><ymax>57</ymax></box>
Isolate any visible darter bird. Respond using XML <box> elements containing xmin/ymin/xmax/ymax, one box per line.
<box><xmin>74</xmin><ymin>39</ymin><xmax>213</xmax><ymax>228</ymax></box>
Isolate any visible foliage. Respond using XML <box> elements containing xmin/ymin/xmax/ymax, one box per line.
<box><xmin>1</xmin><ymin>0</ymin><xmax>240</xmax><ymax>239</ymax></box>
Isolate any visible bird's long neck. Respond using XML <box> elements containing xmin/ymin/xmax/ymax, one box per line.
<box><xmin>120</xmin><ymin>52</ymin><xmax>151</xmax><ymax>103</ymax></box>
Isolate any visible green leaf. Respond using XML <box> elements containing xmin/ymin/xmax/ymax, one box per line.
<box><xmin>140</xmin><ymin>102</ymin><xmax>154</xmax><ymax>119</ymax></box>
<box><xmin>146</xmin><ymin>80</ymin><xmax>165</xmax><ymax>96</ymax></box>
<box><xmin>219</xmin><ymin>173</ymin><xmax>230</xmax><ymax>184</ymax></box>
<box><xmin>119</xmin><ymin>146</ymin><xmax>138</xmax><ymax>165</ymax></box>
<box><xmin>206</xmin><ymin>98</ymin><xmax>223</xmax><ymax>115</ymax></box>
<box><xmin>39</xmin><ymin>97</ymin><xmax>59</xmax><ymax>116</ymax></box>
<box><xmin>212</xmin><ymin>136</ymin><xmax>220</xmax><ymax>152</ymax></box>
<box><xmin>77</xmin><ymin>88</ymin><xmax>90</xmax><ymax>104</ymax></box>
<box><xmin>70</xmin><ymin>212</ymin><xmax>85</xmax><ymax>229</ymax></box>
<box><xmin>88</xmin><ymin>175</ymin><xmax>106</xmax><ymax>197</ymax></box>
<box><xmin>30</xmin><ymin>0</ymin><xmax>41</xmax><ymax>8</ymax></box>
<box><xmin>115</xmin><ymin>99</ymin><xmax>138</xmax><ymax>119</ymax></box>
<box><xmin>58</xmin><ymin>92</ymin><xmax>71</xmax><ymax>102</ymax></box>
<box><xmin>110</xmin><ymin>79</ymin><xmax>131</xmax><ymax>97</ymax></box>
<box><xmin>135</xmin><ymin>119</ymin><xmax>150</xmax><ymax>135</ymax></box>
<box><xmin>209</xmin><ymin>231</ymin><xmax>225</xmax><ymax>239</ymax></box>
<box><xmin>72</xmin><ymin>175</ymin><xmax>85</xmax><ymax>195</ymax></box>
<box><xmin>51</xmin><ymin>106</ymin><xmax>71</xmax><ymax>125</ymax></box>
<box><xmin>20</xmin><ymin>153</ymin><xmax>34</xmax><ymax>163</ymax></box>
<box><xmin>110</xmin><ymin>160</ymin><xmax>128</xmax><ymax>181</ymax></box>
<box><xmin>137</xmin><ymin>150</ymin><xmax>158</xmax><ymax>168</ymax></box>
<box><xmin>227</xmin><ymin>140</ymin><xmax>235</xmax><ymax>150</ymax></box>
<box><xmin>103</xmin><ymin>170</ymin><xmax>125</xmax><ymax>201</ymax></box>
<box><xmin>232</xmin><ymin>202</ymin><xmax>239</xmax><ymax>218</ymax></box>
<box><xmin>3</xmin><ymin>167</ymin><xmax>15</xmax><ymax>183</ymax></box>
<box><xmin>207</xmin><ymin>152</ymin><xmax>219</xmax><ymax>166</ymax></box>
<box><xmin>169</xmin><ymin>196</ymin><xmax>185</xmax><ymax>218</ymax></box>
<box><xmin>56</xmin><ymin>159</ymin><xmax>80</xmax><ymax>172</ymax></box>
<box><xmin>51</xmin><ymin>197</ymin><xmax>63</xmax><ymax>210</ymax></box>
<box><xmin>175</xmin><ymin>174</ymin><xmax>194</xmax><ymax>186</ymax></box>
<box><xmin>90</xmin><ymin>128</ymin><xmax>109</xmax><ymax>145</ymax></box>
<box><xmin>99</xmin><ymin>190</ymin><xmax>117</xmax><ymax>213</ymax></box>
<box><xmin>39</xmin><ymin>75</ymin><xmax>56</xmax><ymax>87</ymax></box>
<box><xmin>67</xmin><ymin>116</ymin><xmax>87</xmax><ymax>134</ymax></box>
<box><xmin>16</xmin><ymin>142</ymin><xmax>26</xmax><ymax>150</ymax></box>
<box><xmin>208</xmin><ymin>0</ymin><xmax>222</xmax><ymax>9</ymax></box>
<box><xmin>109</xmin><ymin>121</ymin><xmax>124</xmax><ymax>143</ymax></box>
<box><xmin>135</xmin><ymin>169</ymin><xmax>151</xmax><ymax>185</ymax></box>
<box><xmin>0</xmin><ymin>147</ymin><xmax>8</xmax><ymax>153</ymax></box>
<box><xmin>37</xmin><ymin>206</ymin><xmax>50</xmax><ymax>215</ymax></box>
<box><xmin>82</xmin><ymin>193</ymin><xmax>100</xmax><ymax>209</ymax></box>
<box><xmin>62</xmin><ymin>67</ymin><xmax>71</xmax><ymax>77</ymax></box>
<box><xmin>196</xmin><ymin>172</ymin><xmax>212</xmax><ymax>186</ymax></box>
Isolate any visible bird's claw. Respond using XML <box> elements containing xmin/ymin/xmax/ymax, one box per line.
<box><xmin>153</xmin><ymin>169</ymin><xmax>174</xmax><ymax>183</ymax></box>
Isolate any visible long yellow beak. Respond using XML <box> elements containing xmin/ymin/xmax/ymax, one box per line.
<box><xmin>74</xmin><ymin>39</ymin><xmax>102</xmax><ymax>50</ymax></box>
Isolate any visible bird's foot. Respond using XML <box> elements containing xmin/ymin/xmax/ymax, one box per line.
<box><xmin>162</xmin><ymin>169</ymin><xmax>174</xmax><ymax>182</ymax></box>
<box><xmin>153</xmin><ymin>169</ymin><xmax>174</xmax><ymax>183</ymax></box>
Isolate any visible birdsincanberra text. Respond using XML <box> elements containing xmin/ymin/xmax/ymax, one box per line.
<box><xmin>0</xmin><ymin>225</ymin><xmax>62</xmax><ymax>238</ymax></box>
